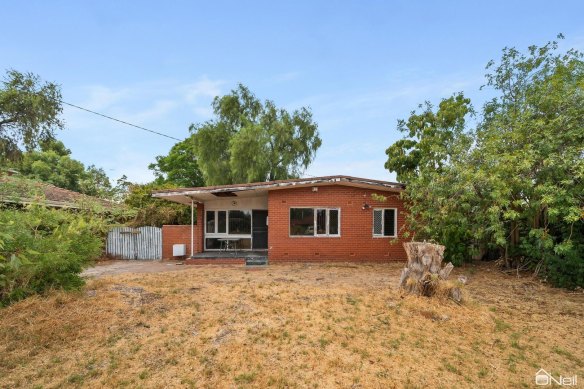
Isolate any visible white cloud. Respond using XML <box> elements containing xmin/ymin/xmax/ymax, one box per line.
<box><xmin>60</xmin><ymin>76</ymin><xmax>226</xmax><ymax>182</ymax></box>
<box><xmin>183</xmin><ymin>76</ymin><xmax>224</xmax><ymax>104</ymax></box>
<box><xmin>287</xmin><ymin>73</ymin><xmax>484</xmax><ymax>182</ymax></box>
<box><xmin>124</xmin><ymin>99</ymin><xmax>179</xmax><ymax>124</ymax></box>
<box><xmin>108</xmin><ymin>148</ymin><xmax>157</xmax><ymax>184</ymax></box>
<box><xmin>270</xmin><ymin>71</ymin><xmax>300</xmax><ymax>83</ymax></box>
<box><xmin>193</xmin><ymin>106</ymin><xmax>214</xmax><ymax>119</ymax></box>
<box><xmin>319</xmin><ymin>142</ymin><xmax>384</xmax><ymax>158</ymax></box>
<box><xmin>67</xmin><ymin>75</ymin><xmax>225</xmax><ymax>123</ymax></box>
<box><xmin>292</xmin><ymin>72</ymin><xmax>482</xmax><ymax>122</ymax></box>
<box><xmin>304</xmin><ymin>158</ymin><xmax>396</xmax><ymax>182</ymax></box>
<box><xmin>60</xmin><ymin>72</ymin><xmax>479</xmax><ymax>184</ymax></box>
<box><xmin>79</xmin><ymin>85</ymin><xmax>131</xmax><ymax>110</ymax></box>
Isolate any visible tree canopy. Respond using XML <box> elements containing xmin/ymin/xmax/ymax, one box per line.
<box><xmin>190</xmin><ymin>84</ymin><xmax>321</xmax><ymax>185</ymax></box>
<box><xmin>0</xmin><ymin>69</ymin><xmax>64</xmax><ymax>162</ymax></box>
<box><xmin>13</xmin><ymin>139</ymin><xmax>117</xmax><ymax>200</ymax></box>
<box><xmin>123</xmin><ymin>182</ymin><xmax>191</xmax><ymax>227</ymax></box>
<box><xmin>384</xmin><ymin>93</ymin><xmax>473</xmax><ymax>183</ymax></box>
<box><xmin>148</xmin><ymin>137</ymin><xmax>205</xmax><ymax>187</ymax></box>
<box><xmin>385</xmin><ymin>37</ymin><xmax>584</xmax><ymax>288</ymax></box>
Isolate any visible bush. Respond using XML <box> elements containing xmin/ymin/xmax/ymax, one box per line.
<box><xmin>0</xmin><ymin>206</ymin><xmax>105</xmax><ymax>306</ymax></box>
<box><xmin>542</xmin><ymin>243</ymin><xmax>584</xmax><ymax>289</ymax></box>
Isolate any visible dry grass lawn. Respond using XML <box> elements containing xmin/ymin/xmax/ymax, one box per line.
<box><xmin>0</xmin><ymin>262</ymin><xmax>582</xmax><ymax>388</ymax></box>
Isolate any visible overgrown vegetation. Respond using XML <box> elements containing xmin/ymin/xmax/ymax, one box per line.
<box><xmin>123</xmin><ymin>182</ymin><xmax>191</xmax><ymax>227</ymax></box>
<box><xmin>385</xmin><ymin>36</ymin><xmax>584</xmax><ymax>288</ymax></box>
<box><xmin>6</xmin><ymin>139</ymin><xmax>125</xmax><ymax>200</ymax></box>
<box><xmin>0</xmin><ymin>205</ymin><xmax>108</xmax><ymax>306</ymax></box>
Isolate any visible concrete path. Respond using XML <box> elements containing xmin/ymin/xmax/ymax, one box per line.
<box><xmin>82</xmin><ymin>260</ymin><xmax>189</xmax><ymax>278</ymax></box>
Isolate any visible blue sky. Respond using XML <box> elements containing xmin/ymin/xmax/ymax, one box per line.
<box><xmin>2</xmin><ymin>1</ymin><xmax>583</xmax><ymax>184</ymax></box>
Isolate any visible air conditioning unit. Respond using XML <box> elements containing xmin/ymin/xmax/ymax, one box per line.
<box><xmin>173</xmin><ymin>244</ymin><xmax>186</xmax><ymax>257</ymax></box>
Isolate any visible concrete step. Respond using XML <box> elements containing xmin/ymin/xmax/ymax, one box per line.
<box><xmin>245</xmin><ymin>256</ymin><xmax>268</xmax><ymax>266</ymax></box>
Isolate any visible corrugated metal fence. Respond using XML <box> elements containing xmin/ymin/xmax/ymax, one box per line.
<box><xmin>106</xmin><ymin>226</ymin><xmax>162</xmax><ymax>260</ymax></box>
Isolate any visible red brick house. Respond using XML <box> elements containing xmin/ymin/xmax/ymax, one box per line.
<box><xmin>152</xmin><ymin>175</ymin><xmax>407</xmax><ymax>262</ymax></box>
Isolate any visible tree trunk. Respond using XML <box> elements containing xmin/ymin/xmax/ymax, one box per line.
<box><xmin>399</xmin><ymin>242</ymin><xmax>463</xmax><ymax>302</ymax></box>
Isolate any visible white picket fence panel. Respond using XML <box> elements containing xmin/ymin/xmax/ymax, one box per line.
<box><xmin>106</xmin><ymin>226</ymin><xmax>162</xmax><ymax>260</ymax></box>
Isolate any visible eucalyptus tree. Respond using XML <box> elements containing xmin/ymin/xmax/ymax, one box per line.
<box><xmin>190</xmin><ymin>84</ymin><xmax>321</xmax><ymax>185</ymax></box>
<box><xmin>0</xmin><ymin>69</ymin><xmax>63</xmax><ymax>162</ymax></box>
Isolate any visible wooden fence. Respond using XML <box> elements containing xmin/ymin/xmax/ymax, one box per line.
<box><xmin>106</xmin><ymin>226</ymin><xmax>162</xmax><ymax>260</ymax></box>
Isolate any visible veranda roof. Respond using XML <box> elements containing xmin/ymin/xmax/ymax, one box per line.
<box><xmin>152</xmin><ymin>175</ymin><xmax>404</xmax><ymax>205</ymax></box>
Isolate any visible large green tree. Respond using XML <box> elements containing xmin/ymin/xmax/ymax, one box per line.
<box><xmin>384</xmin><ymin>93</ymin><xmax>473</xmax><ymax>183</ymax></box>
<box><xmin>0</xmin><ymin>69</ymin><xmax>64</xmax><ymax>162</ymax></box>
<box><xmin>148</xmin><ymin>137</ymin><xmax>205</xmax><ymax>187</ymax></box>
<box><xmin>15</xmin><ymin>139</ymin><xmax>116</xmax><ymax>199</ymax></box>
<box><xmin>190</xmin><ymin>84</ymin><xmax>321</xmax><ymax>185</ymax></box>
<box><xmin>477</xmin><ymin>39</ymin><xmax>584</xmax><ymax>277</ymax></box>
<box><xmin>385</xmin><ymin>37</ymin><xmax>584</xmax><ymax>288</ymax></box>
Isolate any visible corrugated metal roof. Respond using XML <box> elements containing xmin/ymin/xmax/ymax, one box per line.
<box><xmin>152</xmin><ymin>175</ymin><xmax>404</xmax><ymax>204</ymax></box>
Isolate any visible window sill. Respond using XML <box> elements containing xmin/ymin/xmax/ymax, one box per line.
<box><xmin>289</xmin><ymin>235</ymin><xmax>342</xmax><ymax>238</ymax></box>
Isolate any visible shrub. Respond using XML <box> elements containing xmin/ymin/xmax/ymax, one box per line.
<box><xmin>542</xmin><ymin>244</ymin><xmax>584</xmax><ymax>289</ymax></box>
<box><xmin>0</xmin><ymin>205</ymin><xmax>105</xmax><ymax>306</ymax></box>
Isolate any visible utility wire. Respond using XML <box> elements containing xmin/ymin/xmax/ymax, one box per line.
<box><xmin>61</xmin><ymin>100</ymin><xmax>182</xmax><ymax>141</ymax></box>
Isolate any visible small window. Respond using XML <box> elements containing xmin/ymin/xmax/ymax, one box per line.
<box><xmin>373</xmin><ymin>209</ymin><xmax>383</xmax><ymax>235</ymax></box>
<box><xmin>290</xmin><ymin>208</ymin><xmax>340</xmax><ymax>237</ymax></box>
<box><xmin>206</xmin><ymin>210</ymin><xmax>215</xmax><ymax>234</ymax></box>
<box><xmin>329</xmin><ymin>209</ymin><xmax>339</xmax><ymax>235</ymax></box>
<box><xmin>316</xmin><ymin>209</ymin><xmax>327</xmax><ymax>235</ymax></box>
<box><xmin>290</xmin><ymin>208</ymin><xmax>314</xmax><ymax>236</ymax></box>
<box><xmin>373</xmin><ymin>208</ymin><xmax>397</xmax><ymax>237</ymax></box>
<box><xmin>217</xmin><ymin>211</ymin><xmax>227</xmax><ymax>233</ymax></box>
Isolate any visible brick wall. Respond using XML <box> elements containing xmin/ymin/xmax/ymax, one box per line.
<box><xmin>267</xmin><ymin>185</ymin><xmax>408</xmax><ymax>262</ymax></box>
<box><xmin>161</xmin><ymin>224</ymin><xmax>196</xmax><ymax>259</ymax></box>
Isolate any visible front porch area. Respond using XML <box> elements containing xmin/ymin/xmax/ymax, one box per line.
<box><xmin>189</xmin><ymin>250</ymin><xmax>268</xmax><ymax>259</ymax></box>
<box><xmin>186</xmin><ymin>250</ymin><xmax>268</xmax><ymax>266</ymax></box>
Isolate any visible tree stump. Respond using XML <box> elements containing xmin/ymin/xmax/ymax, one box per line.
<box><xmin>399</xmin><ymin>242</ymin><xmax>463</xmax><ymax>302</ymax></box>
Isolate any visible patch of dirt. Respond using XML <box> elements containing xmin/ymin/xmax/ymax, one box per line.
<box><xmin>0</xmin><ymin>262</ymin><xmax>582</xmax><ymax>389</ymax></box>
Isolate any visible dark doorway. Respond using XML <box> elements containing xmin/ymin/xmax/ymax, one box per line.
<box><xmin>252</xmin><ymin>210</ymin><xmax>268</xmax><ymax>249</ymax></box>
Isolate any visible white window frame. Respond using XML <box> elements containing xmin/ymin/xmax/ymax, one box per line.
<box><xmin>289</xmin><ymin>207</ymin><xmax>341</xmax><ymax>237</ymax></box>
<box><xmin>372</xmin><ymin>208</ymin><xmax>397</xmax><ymax>238</ymax></box>
<box><xmin>205</xmin><ymin>210</ymin><xmax>252</xmax><ymax>236</ymax></box>
<box><xmin>205</xmin><ymin>210</ymin><xmax>253</xmax><ymax>250</ymax></box>
<box><xmin>205</xmin><ymin>210</ymin><xmax>228</xmax><ymax>235</ymax></box>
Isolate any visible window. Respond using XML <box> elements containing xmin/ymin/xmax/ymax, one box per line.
<box><xmin>206</xmin><ymin>210</ymin><xmax>215</xmax><ymax>234</ymax></box>
<box><xmin>290</xmin><ymin>208</ymin><xmax>314</xmax><ymax>236</ymax></box>
<box><xmin>206</xmin><ymin>210</ymin><xmax>250</xmax><ymax>235</ymax></box>
<box><xmin>316</xmin><ymin>209</ymin><xmax>327</xmax><ymax>235</ymax></box>
<box><xmin>228</xmin><ymin>210</ymin><xmax>251</xmax><ymax>235</ymax></box>
<box><xmin>329</xmin><ymin>209</ymin><xmax>339</xmax><ymax>235</ymax></box>
<box><xmin>217</xmin><ymin>211</ymin><xmax>226</xmax><ymax>233</ymax></box>
<box><xmin>290</xmin><ymin>207</ymin><xmax>340</xmax><ymax>237</ymax></box>
<box><xmin>373</xmin><ymin>208</ymin><xmax>397</xmax><ymax>237</ymax></box>
<box><xmin>205</xmin><ymin>209</ymin><xmax>253</xmax><ymax>251</ymax></box>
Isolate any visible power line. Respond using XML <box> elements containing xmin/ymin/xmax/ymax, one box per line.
<box><xmin>61</xmin><ymin>100</ymin><xmax>182</xmax><ymax>141</ymax></box>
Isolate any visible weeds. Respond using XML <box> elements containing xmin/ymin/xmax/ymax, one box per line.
<box><xmin>494</xmin><ymin>318</ymin><xmax>511</xmax><ymax>332</ymax></box>
<box><xmin>552</xmin><ymin>346</ymin><xmax>582</xmax><ymax>365</ymax></box>
<box><xmin>0</xmin><ymin>262</ymin><xmax>581</xmax><ymax>388</ymax></box>
<box><xmin>234</xmin><ymin>371</ymin><xmax>256</xmax><ymax>384</ymax></box>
